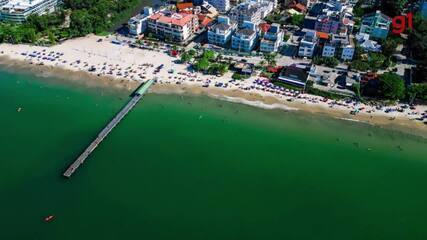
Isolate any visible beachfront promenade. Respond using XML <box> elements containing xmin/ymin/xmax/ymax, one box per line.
<box><xmin>63</xmin><ymin>79</ymin><xmax>155</xmax><ymax>178</ymax></box>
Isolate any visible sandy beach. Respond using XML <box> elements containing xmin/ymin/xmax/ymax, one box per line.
<box><xmin>1</xmin><ymin>34</ymin><xmax>426</xmax><ymax>136</ymax></box>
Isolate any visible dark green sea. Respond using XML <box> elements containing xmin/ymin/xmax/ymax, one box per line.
<box><xmin>1</xmin><ymin>68</ymin><xmax>427</xmax><ymax>240</ymax></box>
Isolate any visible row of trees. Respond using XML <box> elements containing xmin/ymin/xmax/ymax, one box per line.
<box><xmin>354</xmin><ymin>0</ymin><xmax>417</xmax><ymax>18</ymax></box>
<box><xmin>181</xmin><ymin>50</ymin><xmax>229</xmax><ymax>76</ymax></box>
<box><xmin>361</xmin><ymin>72</ymin><xmax>427</xmax><ymax>103</ymax></box>
<box><xmin>313</xmin><ymin>56</ymin><xmax>339</xmax><ymax>68</ymax></box>
<box><xmin>0</xmin><ymin>0</ymin><xmax>142</xmax><ymax>44</ymax></box>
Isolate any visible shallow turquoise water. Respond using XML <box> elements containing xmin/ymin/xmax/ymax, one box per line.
<box><xmin>0</xmin><ymin>69</ymin><xmax>427</xmax><ymax>239</ymax></box>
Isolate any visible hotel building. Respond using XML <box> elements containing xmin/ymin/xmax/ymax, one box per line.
<box><xmin>260</xmin><ymin>23</ymin><xmax>284</xmax><ymax>53</ymax></box>
<box><xmin>207</xmin><ymin>16</ymin><xmax>237</xmax><ymax>47</ymax></box>
<box><xmin>231</xmin><ymin>21</ymin><xmax>258</xmax><ymax>52</ymax></box>
<box><xmin>0</xmin><ymin>0</ymin><xmax>59</xmax><ymax>23</ymax></box>
<box><xmin>147</xmin><ymin>11</ymin><xmax>199</xmax><ymax>43</ymax></box>
<box><xmin>207</xmin><ymin>0</ymin><xmax>230</xmax><ymax>13</ymax></box>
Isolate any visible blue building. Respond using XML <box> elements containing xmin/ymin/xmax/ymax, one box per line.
<box><xmin>260</xmin><ymin>23</ymin><xmax>284</xmax><ymax>53</ymax></box>
<box><xmin>207</xmin><ymin>16</ymin><xmax>237</xmax><ymax>47</ymax></box>
<box><xmin>359</xmin><ymin>10</ymin><xmax>391</xmax><ymax>39</ymax></box>
<box><xmin>231</xmin><ymin>21</ymin><xmax>258</xmax><ymax>52</ymax></box>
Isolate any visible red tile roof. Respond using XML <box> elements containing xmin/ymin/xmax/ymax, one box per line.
<box><xmin>293</xmin><ymin>3</ymin><xmax>306</xmax><ymax>12</ymax></box>
<box><xmin>176</xmin><ymin>2</ymin><xmax>193</xmax><ymax>11</ymax></box>
<box><xmin>316</xmin><ymin>31</ymin><xmax>329</xmax><ymax>39</ymax></box>
<box><xmin>259</xmin><ymin>23</ymin><xmax>271</xmax><ymax>33</ymax></box>
<box><xmin>201</xmin><ymin>17</ymin><xmax>213</xmax><ymax>27</ymax></box>
<box><xmin>150</xmin><ymin>12</ymin><xmax>195</xmax><ymax>27</ymax></box>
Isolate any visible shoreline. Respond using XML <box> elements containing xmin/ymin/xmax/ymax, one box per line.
<box><xmin>1</xmin><ymin>35</ymin><xmax>426</xmax><ymax>138</ymax></box>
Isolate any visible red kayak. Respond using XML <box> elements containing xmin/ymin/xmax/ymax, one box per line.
<box><xmin>44</xmin><ymin>215</ymin><xmax>55</xmax><ymax>222</ymax></box>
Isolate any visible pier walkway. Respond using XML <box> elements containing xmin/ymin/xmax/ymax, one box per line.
<box><xmin>63</xmin><ymin>79</ymin><xmax>155</xmax><ymax>178</ymax></box>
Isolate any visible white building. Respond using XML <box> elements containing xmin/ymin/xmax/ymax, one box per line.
<box><xmin>147</xmin><ymin>11</ymin><xmax>199</xmax><ymax>43</ymax></box>
<box><xmin>207</xmin><ymin>0</ymin><xmax>230</xmax><ymax>12</ymax></box>
<box><xmin>298</xmin><ymin>31</ymin><xmax>318</xmax><ymax>58</ymax></box>
<box><xmin>229</xmin><ymin>1</ymin><xmax>262</xmax><ymax>26</ymax></box>
<box><xmin>260</xmin><ymin>23</ymin><xmax>284</xmax><ymax>53</ymax></box>
<box><xmin>208</xmin><ymin>16</ymin><xmax>237</xmax><ymax>47</ymax></box>
<box><xmin>128</xmin><ymin>7</ymin><xmax>154</xmax><ymax>36</ymax></box>
<box><xmin>321</xmin><ymin>33</ymin><xmax>355</xmax><ymax>61</ymax></box>
<box><xmin>356</xmin><ymin>33</ymin><xmax>381</xmax><ymax>52</ymax></box>
<box><xmin>229</xmin><ymin>0</ymin><xmax>275</xmax><ymax>26</ymax></box>
<box><xmin>0</xmin><ymin>0</ymin><xmax>59</xmax><ymax>23</ymax></box>
<box><xmin>231</xmin><ymin>21</ymin><xmax>258</xmax><ymax>52</ymax></box>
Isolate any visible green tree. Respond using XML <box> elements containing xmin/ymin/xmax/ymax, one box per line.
<box><xmin>407</xmin><ymin>14</ymin><xmax>427</xmax><ymax>82</ymax></box>
<box><xmin>288</xmin><ymin>14</ymin><xmax>304</xmax><ymax>27</ymax></box>
<box><xmin>407</xmin><ymin>83</ymin><xmax>427</xmax><ymax>103</ymax></box>
<box><xmin>378</xmin><ymin>72</ymin><xmax>405</xmax><ymax>100</ymax></box>
<box><xmin>380</xmin><ymin>0</ymin><xmax>407</xmax><ymax>17</ymax></box>
<box><xmin>202</xmin><ymin>50</ymin><xmax>216</xmax><ymax>60</ymax></box>
<box><xmin>368</xmin><ymin>53</ymin><xmax>387</xmax><ymax>70</ymax></box>
<box><xmin>188</xmin><ymin>49</ymin><xmax>197</xmax><ymax>56</ymax></box>
<box><xmin>352</xmin><ymin>82</ymin><xmax>362</xmax><ymax>100</ymax></box>
<box><xmin>381</xmin><ymin>37</ymin><xmax>398</xmax><ymax>58</ymax></box>
<box><xmin>69</xmin><ymin>9</ymin><xmax>93</xmax><ymax>36</ymax></box>
<box><xmin>195</xmin><ymin>57</ymin><xmax>210</xmax><ymax>72</ymax></box>
<box><xmin>180</xmin><ymin>52</ymin><xmax>192</xmax><ymax>63</ymax></box>
<box><xmin>324</xmin><ymin>57</ymin><xmax>339</xmax><ymax>68</ymax></box>
<box><xmin>264</xmin><ymin>53</ymin><xmax>277</xmax><ymax>66</ymax></box>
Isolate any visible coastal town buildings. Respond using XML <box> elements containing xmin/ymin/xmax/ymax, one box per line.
<box><xmin>260</xmin><ymin>23</ymin><xmax>284</xmax><ymax>53</ymax></box>
<box><xmin>314</xmin><ymin>14</ymin><xmax>341</xmax><ymax>34</ymax></box>
<box><xmin>228</xmin><ymin>0</ymin><xmax>275</xmax><ymax>26</ymax></box>
<box><xmin>359</xmin><ymin>10</ymin><xmax>391</xmax><ymax>40</ymax></box>
<box><xmin>231</xmin><ymin>21</ymin><xmax>258</xmax><ymax>52</ymax></box>
<box><xmin>207</xmin><ymin>0</ymin><xmax>230</xmax><ymax>12</ymax></box>
<box><xmin>147</xmin><ymin>11</ymin><xmax>199</xmax><ymax>43</ymax></box>
<box><xmin>322</xmin><ymin>33</ymin><xmax>355</xmax><ymax>61</ymax></box>
<box><xmin>128</xmin><ymin>7</ymin><xmax>154</xmax><ymax>36</ymax></box>
<box><xmin>298</xmin><ymin>31</ymin><xmax>318</xmax><ymax>58</ymax></box>
<box><xmin>208</xmin><ymin>16</ymin><xmax>237</xmax><ymax>47</ymax></box>
<box><xmin>0</xmin><ymin>0</ymin><xmax>59</xmax><ymax>23</ymax></box>
<box><xmin>229</xmin><ymin>1</ymin><xmax>262</xmax><ymax>26</ymax></box>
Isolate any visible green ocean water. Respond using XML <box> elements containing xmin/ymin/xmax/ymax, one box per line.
<box><xmin>1</xmin><ymin>68</ymin><xmax>427</xmax><ymax>240</ymax></box>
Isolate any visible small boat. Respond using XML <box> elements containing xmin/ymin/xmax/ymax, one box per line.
<box><xmin>44</xmin><ymin>215</ymin><xmax>55</xmax><ymax>222</ymax></box>
<box><xmin>17</xmin><ymin>107</ymin><xmax>22</xmax><ymax>112</ymax></box>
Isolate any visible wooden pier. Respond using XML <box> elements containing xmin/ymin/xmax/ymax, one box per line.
<box><xmin>63</xmin><ymin>79</ymin><xmax>154</xmax><ymax>178</ymax></box>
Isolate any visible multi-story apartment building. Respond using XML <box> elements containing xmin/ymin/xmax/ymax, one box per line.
<box><xmin>231</xmin><ymin>21</ymin><xmax>258</xmax><ymax>52</ymax></box>
<box><xmin>0</xmin><ymin>0</ymin><xmax>59</xmax><ymax>23</ymax></box>
<box><xmin>147</xmin><ymin>11</ymin><xmax>199</xmax><ymax>43</ymax></box>
<box><xmin>207</xmin><ymin>0</ymin><xmax>230</xmax><ymax>12</ymax></box>
<box><xmin>298</xmin><ymin>31</ymin><xmax>318</xmax><ymax>58</ymax></box>
<box><xmin>359</xmin><ymin>10</ymin><xmax>391</xmax><ymax>39</ymax></box>
<box><xmin>321</xmin><ymin>33</ymin><xmax>354</xmax><ymax>61</ymax></box>
<box><xmin>229</xmin><ymin>1</ymin><xmax>262</xmax><ymax>26</ymax></box>
<box><xmin>322</xmin><ymin>43</ymin><xmax>336</xmax><ymax>57</ymax></box>
<box><xmin>128</xmin><ymin>7</ymin><xmax>154</xmax><ymax>36</ymax></box>
<box><xmin>260</xmin><ymin>23</ymin><xmax>284</xmax><ymax>53</ymax></box>
<box><xmin>207</xmin><ymin>16</ymin><xmax>237</xmax><ymax>47</ymax></box>
<box><xmin>314</xmin><ymin>14</ymin><xmax>340</xmax><ymax>34</ymax></box>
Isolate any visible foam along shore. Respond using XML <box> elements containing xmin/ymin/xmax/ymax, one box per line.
<box><xmin>0</xmin><ymin>34</ymin><xmax>426</xmax><ymax>135</ymax></box>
